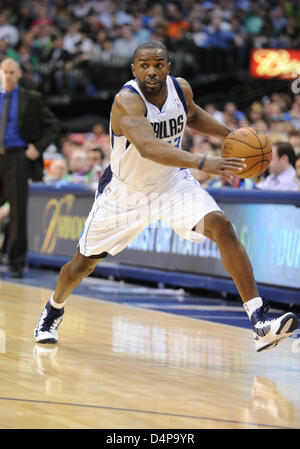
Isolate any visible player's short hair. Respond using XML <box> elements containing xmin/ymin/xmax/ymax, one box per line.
<box><xmin>132</xmin><ymin>41</ymin><xmax>168</xmax><ymax>63</ymax></box>
<box><xmin>274</xmin><ymin>141</ymin><xmax>296</xmax><ymax>167</ymax></box>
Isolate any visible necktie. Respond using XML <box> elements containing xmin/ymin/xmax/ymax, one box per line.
<box><xmin>0</xmin><ymin>92</ymin><xmax>11</xmax><ymax>155</ymax></box>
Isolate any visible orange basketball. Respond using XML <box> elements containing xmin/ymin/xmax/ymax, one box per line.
<box><xmin>221</xmin><ymin>127</ymin><xmax>272</xmax><ymax>178</ymax></box>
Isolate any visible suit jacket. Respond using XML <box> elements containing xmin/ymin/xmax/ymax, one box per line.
<box><xmin>18</xmin><ymin>87</ymin><xmax>60</xmax><ymax>181</ymax></box>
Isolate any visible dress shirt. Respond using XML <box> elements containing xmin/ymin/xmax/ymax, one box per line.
<box><xmin>0</xmin><ymin>87</ymin><xmax>27</xmax><ymax>148</ymax></box>
<box><xmin>256</xmin><ymin>166</ymin><xmax>298</xmax><ymax>191</ymax></box>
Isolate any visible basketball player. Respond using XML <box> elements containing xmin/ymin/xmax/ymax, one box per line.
<box><xmin>34</xmin><ymin>42</ymin><xmax>298</xmax><ymax>352</ymax></box>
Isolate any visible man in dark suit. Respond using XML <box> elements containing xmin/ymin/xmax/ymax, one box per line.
<box><xmin>0</xmin><ymin>58</ymin><xmax>60</xmax><ymax>278</ymax></box>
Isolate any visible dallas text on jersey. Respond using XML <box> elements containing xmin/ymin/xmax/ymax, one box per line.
<box><xmin>151</xmin><ymin>114</ymin><xmax>184</xmax><ymax>139</ymax></box>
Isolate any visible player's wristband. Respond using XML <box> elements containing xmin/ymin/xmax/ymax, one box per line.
<box><xmin>198</xmin><ymin>156</ymin><xmax>207</xmax><ymax>170</ymax></box>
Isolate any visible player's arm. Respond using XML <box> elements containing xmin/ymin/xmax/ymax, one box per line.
<box><xmin>112</xmin><ymin>89</ymin><xmax>202</xmax><ymax>169</ymax></box>
<box><xmin>111</xmin><ymin>89</ymin><xmax>245</xmax><ymax>176</ymax></box>
<box><xmin>177</xmin><ymin>77</ymin><xmax>231</xmax><ymax>139</ymax></box>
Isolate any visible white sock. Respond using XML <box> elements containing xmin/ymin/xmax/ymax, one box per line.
<box><xmin>50</xmin><ymin>293</ymin><xmax>66</xmax><ymax>309</ymax></box>
<box><xmin>243</xmin><ymin>297</ymin><xmax>263</xmax><ymax>319</ymax></box>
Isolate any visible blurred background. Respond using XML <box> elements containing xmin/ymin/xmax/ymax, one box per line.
<box><xmin>0</xmin><ymin>0</ymin><xmax>299</xmax><ymax>305</ymax></box>
<box><xmin>0</xmin><ymin>0</ymin><xmax>299</xmax><ymax>185</ymax></box>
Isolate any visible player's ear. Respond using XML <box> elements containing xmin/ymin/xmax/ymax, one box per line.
<box><xmin>131</xmin><ymin>63</ymin><xmax>136</xmax><ymax>77</ymax></box>
<box><xmin>167</xmin><ymin>61</ymin><xmax>171</xmax><ymax>74</ymax></box>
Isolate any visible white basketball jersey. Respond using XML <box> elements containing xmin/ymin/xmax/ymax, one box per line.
<box><xmin>109</xmin><ymin>75</ymin><xmax>188</xmax><ymax>190</ymax></box>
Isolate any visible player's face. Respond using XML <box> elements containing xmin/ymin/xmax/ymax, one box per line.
<box><xmin>131</xmin><ymin>49</ymin><xmax>170</xmax><ymax>96</ymax></box>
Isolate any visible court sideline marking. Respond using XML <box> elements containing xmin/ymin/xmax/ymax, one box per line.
<box><xmin>0</xmin><ymin>396</ymin><xmax>293</xmax><ymax>429</ymax></box>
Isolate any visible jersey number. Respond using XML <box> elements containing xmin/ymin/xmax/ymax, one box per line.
<box><xmin>167</xmin><ymin>136</ymin><xmax>181</xmax><ymax>149</ymax></box>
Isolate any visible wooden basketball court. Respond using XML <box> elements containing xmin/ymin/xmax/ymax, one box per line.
<box><xmin>0</xmin><ymin>279</ymin><xmax>299</xmax><ymax>429</ymax></box>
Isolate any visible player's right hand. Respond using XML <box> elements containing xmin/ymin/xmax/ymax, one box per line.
<box><xmin>201</xmin><ymin>156</ymin><xmax>247</xmax><ymax>178</ymax></box>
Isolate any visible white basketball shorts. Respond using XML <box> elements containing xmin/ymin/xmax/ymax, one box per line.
<box><xmin>78</xmin><ymin>168</ymin><xmax>221</xmax><ymax>257</ymax></box>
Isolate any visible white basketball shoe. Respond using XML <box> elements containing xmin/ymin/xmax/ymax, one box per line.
<box><xmin>247</xmin><ymin>300</ymin><xmax>298</xmax><ymax>352</ymax></box>
<box><xmin>34</xmin><ymin>300</ymin><xmax>64</xmax><ymax>344</ymax></box>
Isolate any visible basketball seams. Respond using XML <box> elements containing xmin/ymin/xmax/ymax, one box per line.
<box><xmin>231</xmin><ymin>150</ymin><xmax>272</xmax><ymax>159</ymax></box>
<box><xmin>257</xmin><ymin>161</ymin><xmax>269</xmax><ymax>177</ymax></box>
<box><xmin>247</xmin><ymin>127</ymin><xmax>264</xmax><ymax>149</ymax></box>
<box><xmin>247</xmin><ymin>127</ymin><xmax>264</xmax><ymax>176</ymax></box>
<box><xmin>237</xmin><ymin>159</ymin><xmax>270</xmax><ymax>177</ymax></box>
<box><xmin>221</xmin><ymin>127</ymin><xmax>272</xmax><ymax>179</ymax></box>
<box><xmin>224</xmin><ymin>137</ymin><xmax>266</xmax><ymax>150</ymax></box>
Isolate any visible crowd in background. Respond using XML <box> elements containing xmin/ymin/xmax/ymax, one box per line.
<box><xmin>188</xmin><ymin>93</ymin><xmax>300</xmax><ymax>190</ymax></box>
<box><xmin>42</xmin><ymin>92</ymin><xmax>300</xmax><ymax>192</ymax></box>
<box><xmin>0</xmin><ymin>0</ymin><xmax>299</xmax><ymax>192</ymax></box>
<box><xmin>0</xmin><ymin>0</ymin><xmax>299</xmax><ymax>94</ymax></box>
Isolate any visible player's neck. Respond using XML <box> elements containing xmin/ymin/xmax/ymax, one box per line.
<box><xmin>141</xmin><ymin>86</ymin><xmax>168</xmax><ymax>111</ymax></box>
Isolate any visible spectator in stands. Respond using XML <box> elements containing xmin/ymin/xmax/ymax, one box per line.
<box><xmin>61</xmin><ymin>135</ymin><xmax>82</xmax><ymax>159</ymax></box>
<box><xmin>204</xmin><ymin>103</ymin><xmax>224</xmax><ymax>124</ymax></box>
<box><xmin>245</xmin><ymin>3</ymin><xmax>264</xmax><ymax>36</ymax></box>
<box><xmin>88</xmin><ymin>29</ymin><xmax>114</xmax><ymax>63</ymax></box>
<box><xmin>204</xmin><ymin>17</ymin><xmax>236</xmax><ymax>50</ymax></box>
<box><xmin>283</xmin><ymin>17</ymin><xmax>300</xmax><ymax>49</ymax></box>
<box><xmin>0</xmin><ymin>38</ymin><xmax>18</xmax><ymax>61</ymax></box>
<box><xmin>52</xmin><ymin>0</ymin><xmax>73</xmax><ymax>31</ymax></box>
<box><xmin>295</xmin><ymin>154</ymin><xmax>300</xmax><ymax>190</ymax></box>
<box><xmin>248</xmin><ymin>102</ymin><xmax>264</xmax><ymax>123</ymax></box>
<box><xmin>190</xmin><ymin>137</ymin><xmax>218</xmax><ymax>187</ymax></box>
<box><xmin>97</xmin><ymin>37</ymin><xmax>113</xmax><ymax>63</ymax></box>
<box><xmin>132</xmin><ymin>17</ymin><xmax>151</xmax><ymax>46</ymax></box>
<box><xmin>165</xmin><ymin>3</ymin><xmax>190</xmax><ymax>40</ymax></box>
<box><xmin>289</xmin><ymin>95</ymin><xmax>300</xmax><ymax>131</ymax></box>
<box><xmin>290</xmin><ymin>131</ymin><xmax>300</xmax><ymax>155</ymax></box>
<box><xmin>256</xmin><ymin>142</ymin><xmax>298</xmax><ymax>191</ymax></box>
<box><xmin>31</xmin><ymin>5</ymin><xmax>54</xmax><ymax>28</ymax></box>
<box><xmin>141</xmin><ymin>3</ymin><xmax>166</xmax><ymax>30</ymax></box>
<box><xmin>222</xmin><ymin>111</ymin><xmax>240</xmax><ymax>130</ymax></box>
<box><xmin>83</xmin><ymin>122</ymin><xmax>108</xmax><ymax>150</ymax></box>
<box><xmin>69</xmin><ymin>0</ymin><xmax>94</xmax><ymax>19</ymax></box>
<box><xmin>16</xmin><ymin>4</ymin><xmax>34</xmax><ymax>32</ymax></box>
<box><xmin>97</xmin><ymin>1</ymin><xmax>133</xmax><ymax>29</ymax></box>
<box><xmin>209</xmin><ymin>175</ymin><xmax>255</xmax><ymax>189</ymax></box>
<box><xmin>86</xmin><ymin>147</ymin><xmax>105</xmax><ymax>171</ymax></box>
<box><xmin>63</xmin><ymin>21</ymin><xmax>82</xmax><ymax>54</ymax></box>
<box><xmin>224</xmin><ymin>102</ymin><xmax>246</xmax><ymax>122</ymax></box>
<box><xmin>67</xmin><ymin>148</ymin><xmax>89</xmax><ymax>183</ymax></box>
<box><xmin>86</xmin><ymin>147</ymin><xmax>105</xmax><ymax>187</ymax></box>
<box><xmin>0</xmin><ymin>0</ymin><xmax>298</xmax><ymax>151</ymax></box>
<box><xmin>0</xmin><ymin>13</ymin><xmax>19</xmax><ymax>47</ymax></box>
<box><xmin>43</xmin><ymin>35</ymin><xmax>72</xmax><ymax>94</ymax></box>
<box><xmin>111</xmin><ymin>24</ymin><xmax>138</xmax><ymax>62</ymax></box>
<box><xmin>271</xmin><ymin>5</ymin><xmax>288</xmax><ymax>35</ymax></box>
<box><xmin>252</xmin><ymin>119</ymin><xmax>269</xmax><ymax>133</ymax></box>
<box><xmin>188</xmin><ymin>19</ymin><xmax>209</xmax><ymax>48</ymax></box>
<box><xmin>97</xmin><ymin>134</ymin><xmax>111</xmax><ymax>167</ymax></box>
<box><xmin>45</xmin><ymin>158</ymin><xmax>69</xmax><ymax>184</ymax></box>
<box><xmin>149</xmin><ymin>20</ymin><xmax>169</xmax><ymax>46</ymax></box>
<box><xmin>88</xmin><ymin>29</ymin><xmax>108</xmax><ymax>60</ymax></box>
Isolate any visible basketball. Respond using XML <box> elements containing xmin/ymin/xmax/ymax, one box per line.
<box><xmin>221</xmin><ymin>127</ymin><xmax>272</xmax><ymax>178</ymax></box>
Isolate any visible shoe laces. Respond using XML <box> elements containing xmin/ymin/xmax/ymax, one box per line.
<box><xmin>251</xmin><ymin>300</ymin><xmax>270</xmax><ymax>328</ymax></box>
<box><xmin>260</xmin><ymin>300</ymin><xmax>270</xmax><ymax>316</ymax></box>
<box><xmin>37</xmin><ymin>303</ymin><xmax>64</xmax><ymax>332</ymax></box>
<box><xmin>49</xmin><ymin>315</ymin><xmax>63</xmax><ymax>332</ymax></box>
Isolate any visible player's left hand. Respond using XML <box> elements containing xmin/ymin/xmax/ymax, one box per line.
<box><xmin>25</xmin><ymin>143</ymin><xmax>40</xmax><ymax>160</ymax></box>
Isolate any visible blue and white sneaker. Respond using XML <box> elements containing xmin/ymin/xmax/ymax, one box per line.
<box><xmin>34</xmin><ymin>301</ymin><xmax>64</xmax><ymax>344</ymax></box>
<box><xmin>250</xmin><ymin>301</ymin><xmax>298</xmax><ymax>352</ymax></box>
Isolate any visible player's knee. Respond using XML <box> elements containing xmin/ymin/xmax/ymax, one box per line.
<box><xmin>206</xmin><ymin>212</ymin><xmax>236</xmax><ymax>243</ymax></box>
<box><xmin>65</xmin><ymin>257</ymin><xmax>96</xmax><ymax>281</ymax></box>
